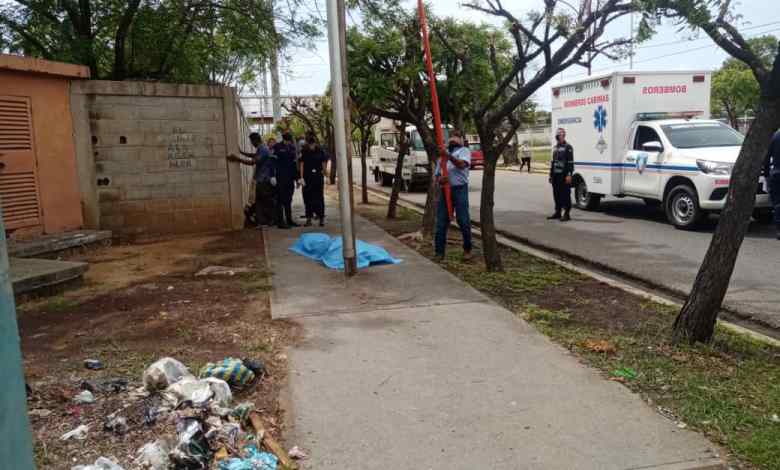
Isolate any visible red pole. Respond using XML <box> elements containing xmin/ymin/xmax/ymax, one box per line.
<box><xmin>417</xmin><ymin>0</ymin><xmax>453</xmax><ymax>217</ymax></box>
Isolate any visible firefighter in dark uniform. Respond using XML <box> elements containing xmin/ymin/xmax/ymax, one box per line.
<box><xmin>765</xmin><ymin>130</ymin><xmax>780</xmax><ymax>240</ymax></box>
<box><xmin>548</xmin><ymin>127</ymin><xmax>574</xmax><ymax>222</ymax></box>
<box><xmin>272</xmin><ymin>132</ymin><xmax>299</xmax><ymax>229</ymax></box>
<box><xmin>299</xmin><ymin>133</ymin><xmax>329</xmax><ymax>226</ymax></box>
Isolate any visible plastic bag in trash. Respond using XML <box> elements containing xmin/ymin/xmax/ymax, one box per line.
<box><xmin>170</xmin><ymin>418</ymin><xmax>211</xmax><ymax>468</ymax></box>
<box><xmin>71</xmin><ymin>456</ymin><xmax>124</xmax><ymax>470</ymax></box>
<box><xmin>162</xmin><ymin>377</ymin><xmax>213</xmax><ymax>407</ymax></box>
<box><xmin>73</xmin><ymin>390</ymin><xmax>96</xmax><ymax>404</ymax></box>
<box><xmin>203</xmin><ymin>377</ymin><xmax>232</xmax><ymax>407</ymax></box>
<box><xmin>135</xmin><ymin>437</ymin><xmax>174</xmax><ymax>469</ymax></box>
<box><xmin>61</xmin><ymin>424</ymin><xmax>89</xmax><ymax>441</ymax></box>
<box><xmin>204</xmin><ymin>416</ymin><xmax>242</xmax><ymax>448</ymax></box>
<box><xmin>199</xmin><ymin>358</ymin><xmax>256</xmax><ymax>389</ymax></box>
<box><xmin>218</xmin><ymin>444</ymin><xmax>277</xmax><ymax>470</ymax></box>
<box><xmin>143</xmin><ymin>357</ymin><xmax>192</xmax><ymax>392</ymax></box>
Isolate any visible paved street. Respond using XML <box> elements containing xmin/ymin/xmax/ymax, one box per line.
<box><xmin>353</xmin><ymin>160</ymin><xmax>780</xmax><ymax>329</ymax></box>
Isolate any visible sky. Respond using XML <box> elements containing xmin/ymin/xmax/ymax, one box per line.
<box><xmin>278</xmin><ymin>0</ymin><xmax>780</xmax><ymax>110</ymax></box>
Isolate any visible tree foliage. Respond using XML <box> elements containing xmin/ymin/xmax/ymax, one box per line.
<box><xmin>0</xmin><ymin>0</ymin><xmax>320</xmax><ymax>85</ymax></box>
<box><xmin>461</xmin><ymin>0</ymin><xmax>635</xmax><ymax>271</ymax></box>
<box><xmin>637</xmin><ymin>0</ymin><xmax>780</xmax><ymax>344</ymax></box>
<box><xmin>711</xmin><ymin>35</ymin><xmax>777</xmax><ymax>128</ymax></box>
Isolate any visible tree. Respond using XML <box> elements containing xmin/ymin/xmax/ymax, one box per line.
<box><xmin>350</xmin><ymin>92</ymin><xmax>381</xmax><ymax>204</ymax></box>
<box><xmin>0</xmin><ymin>0</ymin><xmax>319</xmax><ymax>85</ymax></box>
<box><xmin>711</xmin><ymin>36</ymin><xmax>777</xmax><ymax>129</ymax></box>
<box><xmin>636</xmin><ymin>0</ymin><xmax>780</xmax><ymax>344</ymax></box>
<box><xmin>462</xmin><ymin>0</ymin><xmax>635</xmax><ymax>271</ymax></box>
<box><xmin>387</xmin><ymin>121</ymin><xmax>410</xmax><ymax>219</ymax></box>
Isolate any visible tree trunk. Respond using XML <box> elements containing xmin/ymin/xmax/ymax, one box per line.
<box><xmin>480</xmin><ymin>147</ymin><xmax>503</xmax><ymax>271</ymax></box>
<box><xmin>418</xmin><ymin>126</ymin><xmax>438</xmax><ymax>239</ymax></box>
<box><xmin>360</xmin><ymin>136</ymin><xmax>370</xmax><ymax>204</ymax></box>
<box><xmin>673</xmin><ymin>98</ymin><xmax>780</xmax><ymax>344</ymax></box>
<box><xmin>112</xmin><ymin>0</ymin><xmax>141</xmax><ymax>80</ymax></box>
<box><xmin>387</xmin><ymin>151</ymin><xmax>407</xmax><ymax>219</ymax></box>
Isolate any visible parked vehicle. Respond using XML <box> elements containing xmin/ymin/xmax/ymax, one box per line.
<box><xmin>370</xmin><ymin>124</ymin><xmax>450</xmax><ymax>191</ymax></box>
<box><xmin>551</xmin><ymin>70</ymin><xmax>771</xmax><ymax>229</ymax></box>
<box><xmin>468</xmin><ymin>142</ymin><xmax>484</xmax><ymax>169</ymax></box>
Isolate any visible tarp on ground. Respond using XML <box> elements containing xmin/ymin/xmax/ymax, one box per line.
<box><xmin>289</xmin><ymin>233</ymin><xmax>402</xmax><ymax>270</ymax></box>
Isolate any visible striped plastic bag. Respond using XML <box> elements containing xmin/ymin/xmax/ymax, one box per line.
<box><xmin>199</xmin><ymin>358</ymin><xmax>256</xmax><ymax>388</ymax></box>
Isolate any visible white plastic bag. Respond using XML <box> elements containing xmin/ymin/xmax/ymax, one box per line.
<box><xmin>143</xmin><ymin>357</ymin><xmax>192</xmax><ymax>392</ymax></box>
<box><xmin>71</xmin><ymin>456</ymin><xmax>124</xmax><ymax>470</ymax></box>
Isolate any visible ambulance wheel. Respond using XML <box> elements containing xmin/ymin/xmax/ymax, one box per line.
<box><xmin>575</xmin><ymin>179</ymin><xmax>601</xmax><ymax>210</ymax></box>
<box><xmin>665</xmin><ymin>184</ymin><xmax>704</xmax><ymax>229</ymax></box>
<box><xmin>753</xmin><ymin>208</ymin><xmax>773</xmax><ymax>224</ymax></box>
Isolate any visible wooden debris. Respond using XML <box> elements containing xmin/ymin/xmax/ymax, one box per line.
<box><xmin>249</xmin><ymin>411</ymin><xmax>297</xmax><ymax>470</ymax></box>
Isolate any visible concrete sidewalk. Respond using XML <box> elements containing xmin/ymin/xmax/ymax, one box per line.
<box><xmin>266</xmin><ymin>205</ymin><xmax>723</xmax><ymax>470</ymax></box>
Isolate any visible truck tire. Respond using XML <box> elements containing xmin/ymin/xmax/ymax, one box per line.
<box><xmin>575</xmin><ymin>179</ymin><xmax>602</xmax><ymax>210</ymax></box>
<box><xmin>665</xmin><ymin>184</ymin><xmax>705</xmax><ymax>229</ymax></box>
<box><xmin>753</xmin><ymin>208</ymin><xmax>774</xmax><ymax>224</ymax></box>
<box><xmin>381</xmin><ymin>173</ymin><xmax>393</xmax><ymax>187</ymax></box>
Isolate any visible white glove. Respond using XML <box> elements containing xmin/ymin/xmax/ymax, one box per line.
<box><xmin>270</xmin><ymin>177</ymin><xmax>277</xmax><ymax>187</ymax></box>
<box><xmin>298</xmin><ymin>179</ymin><xmax>306</xmax><ymax>188</ymax></box>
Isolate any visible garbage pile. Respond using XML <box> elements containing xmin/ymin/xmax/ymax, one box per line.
<box><xmin>67</xmin><ymin>356</ymin><xmax>302</xmax><ymax>470</ymax></box>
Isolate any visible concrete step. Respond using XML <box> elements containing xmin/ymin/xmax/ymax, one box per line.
<box><xmin>10</xmin><ymin>257</ymin><xmax>89</xmax><ymax>296</ymax></box>
<box><xmin>8</xmin><ymin>230</ymin><xmax>111</xmax><ymax>258</ymax></box>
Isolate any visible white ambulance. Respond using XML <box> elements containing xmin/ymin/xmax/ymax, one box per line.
<box><xmin>551</xmin><ymin>71</ymin><xmax>772</xmax><ymax>229</ymax></box>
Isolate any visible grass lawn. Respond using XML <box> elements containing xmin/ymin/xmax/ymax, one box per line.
<box><xmin>355</xmin><ymin>196</ymin><xmax>780</xmax><ymax>470</ymax></box>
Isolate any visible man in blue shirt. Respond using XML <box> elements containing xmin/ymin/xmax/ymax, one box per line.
<box><xmin>434</xmin><ymin>130</ymin><xmax>472</xmax><ymax>261</ymax></box>
<box><xmin>764</xmin><ymin>130</ymin><xmax>780</xmax><ymax>239</ymax></box>
<box><xmin>228</xmin><ymin>132</ymin><xmax>277</xmax><ymax>227</ymax></box>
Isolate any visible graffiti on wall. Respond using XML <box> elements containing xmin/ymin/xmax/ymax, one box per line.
<box><xmin>168</xmin><ymin>127</ymin><xmax>195</xmax><ymax>169</ymax></box>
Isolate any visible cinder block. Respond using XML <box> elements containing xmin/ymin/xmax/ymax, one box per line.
<box><xmin>166</xmin><ymin>172</ymin><xmax>192</xmax><ymax>185</ymax></box>
<box><xmin>98</xmin><ymin>189</ymin><xmax>121</xmax><ymax>202</ymax></box>
<box><xmin>144</xmin><ymin>199</ymin><xmax>172</xmax><ymax>212</ymax></box>
<box><xmin>173</xmin><ymin>199</ymin><xmax>194</xmax><ymax>210</ymax></box>
<box><xmin>125</xmin><ymin>188</ymin><xmax>151</xmax><ymax>200</ymax></box>
<box><xmin>119</xmin><ymin>201</ymin><xmax>146</xmax><ymax>213</ymax></box>
<box><xmin>191</xmin><ymin>171</ymin><xmax>226</xmax><ymax>184</ymax></box>
<box><xmin>140</xmin><ymin>174</ymin><xmax>167</xmax><ymax>186</ymax></box>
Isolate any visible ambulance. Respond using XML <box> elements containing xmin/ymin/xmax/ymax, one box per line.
<box><xmin>551</xmin><ymin>71</ymin><xmax>772</xmax><ymax>229</ymax></box>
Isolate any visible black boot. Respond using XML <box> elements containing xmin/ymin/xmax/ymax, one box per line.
<box><xmin>561</xmin><ymin>211</ymin><xmax>571</xmax><ymax>222</ymax></box>
<box><xmin>305</xmin><ymin>218</ymin><xmax>312</xmax><ymax>227</ymax></box>
<box><xmin>547</xmin><ymin>213</ymin><xmax>561</xmax><ymax>220</ymax></box>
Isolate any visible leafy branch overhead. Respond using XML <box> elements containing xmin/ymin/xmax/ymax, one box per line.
<box><xmin>0</xmin><ymin>0</ymin><xmax>322</xmax><ymax>85</ymax></box>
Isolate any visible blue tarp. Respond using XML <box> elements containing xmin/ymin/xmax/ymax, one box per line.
<box><xmin>290</xmin><ymin>233</ymin><xmax>402</xmax><ymax>270</ymax></box>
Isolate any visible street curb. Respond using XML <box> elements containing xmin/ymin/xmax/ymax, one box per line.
<box><xmin>358</xmin><ymin>184</ymin><xmax>780</xmax><ymax>348</ymax></box>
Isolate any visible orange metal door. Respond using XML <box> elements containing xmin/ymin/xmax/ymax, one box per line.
<box><xmin>0</xmin><ymin>96</ymin><xmax>42</xmax><ymax>230</ymax></box>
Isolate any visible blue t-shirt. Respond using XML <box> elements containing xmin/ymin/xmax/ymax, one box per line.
<box><xmin>254</xmin><ymin>144</ymin><xmax>275</xmax><ymax>182</ymax></box>
<box><xmin>435</xmin><ymin>145</ymin><xmax>471</xmax><ymax>187</ymax></box>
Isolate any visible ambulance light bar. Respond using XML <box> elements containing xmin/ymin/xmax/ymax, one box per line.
<box><xmin>636</xmin><ymin>111</ymin><xmax>703</xmax><ymax>121</ymax></box>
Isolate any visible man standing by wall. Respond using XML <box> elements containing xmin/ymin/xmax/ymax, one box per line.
<box><xmin>548</xmin><ymin>128</ymin><xmax>574</xmax><ymax>222</ymax></box>
<box><xmin>434</xmin><ymin>131</ymin><xmax>472</xmax><ymax>262</ymax></box>
<box><xmin>273</xmin><ymin>132</ymin><xmax>299</xmax><ymax>228</ymax></box>
<box><xmin>765</xmin><ymin>130</ymin><xmax>780</xmax><ymax>240</ymax></box>
<box><xmin>228</xmin><ymin>133</ymin><xmax>277</xmax><ymax>228</ymax></box>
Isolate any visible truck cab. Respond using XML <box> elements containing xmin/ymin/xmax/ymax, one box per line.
<box><xmin>576</xmin><ymin>115</ymin><xmax>771</xmax><ymax>228</ymax></box>
<box><xmin>370</xmin><ymin>125</ymin><xmax>448</xmax><ymax>191</ymax></box>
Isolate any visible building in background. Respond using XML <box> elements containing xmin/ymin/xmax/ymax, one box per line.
<box><xmin>240</xmin><ymin>94</ymin><xmax>320</xmax><ymax>135</ymax></box>
<box><xmin>0</xmin><ymin>54</ymin><xmax>89</xmax><ymax>238</ymax></box>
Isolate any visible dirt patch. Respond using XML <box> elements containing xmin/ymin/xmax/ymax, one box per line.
<box><xmin>18</xmin><ymin>230</ymin><xmax>301</xmax><ymax>469</ymax></box>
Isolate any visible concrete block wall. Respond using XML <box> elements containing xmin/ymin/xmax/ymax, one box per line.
<box><xmin>71</xmin><ymin>81</ymin><xmax>247</xmax><ymax>238</ymax></box>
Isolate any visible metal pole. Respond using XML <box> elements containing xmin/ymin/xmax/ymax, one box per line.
<box><xmin>337</xmin><ymin>0</ymin><xmax>358</xmax><ymax>256</ymax></box>
<box><xmin>417</xmin><ymin>0</ymin><xmax>453</xmax><ymax>218</ymax></box>
<box><xmin>0</xmin><ymin>207</ymin><xmax>36</xmax><ymax>468</ymax></box>
<box><xmin>269</xmin><ymin>0</ymin><xmax>282</xmax><ymax>126</ymax></box>
<box><xmin>629</xmin><ymin>12</ymin><xmax>634</xmax><ymax>70</ymax></box>
<box><xmin>326</xmin><ymin>0</ymin><xmax>358</xmax><ymax>276</ymax></box>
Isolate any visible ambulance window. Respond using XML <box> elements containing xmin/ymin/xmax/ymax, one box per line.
<box><xmin>634</xmin><ymin>126</ymin><xmax>662</xmax><ymax>150</ymax></box>
<box><xmin>380</xmin><ymin>133</ymin><xmax>398</xmax><ymax>149</ymax></box>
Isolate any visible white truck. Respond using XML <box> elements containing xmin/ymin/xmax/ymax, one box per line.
<box><xmin>370</xmin><ymin>122</ymin><xmax>450</xmax><ymax>191</ymax></box>
<box><xmin>551</xmin><ymin>70</ymin><xmax>772</xmax><ymax>229</ymax></box>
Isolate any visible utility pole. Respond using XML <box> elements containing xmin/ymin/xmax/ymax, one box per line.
<box><xmin>629</xmin><ymin>12</ymin><xmax>635</xmax><ymax>70</ymax></box>
<box><xmin>326</xmin><ymin>0</ymin><xmax>358</xmax><ymax>276</ymax></box>
<box><xmin>269</xmin><ymin>0</ymin><xmax>282</xmax><ymax>127</ymax></box>
<box><xmin>0</xmin><ymin>208</ymin><xmax>35</xmax><ymax>468</ymax></box>
<box><xmin>337</xmin><ymin>0</ymin><xmax>358</xmax><ymax>253</ymax></box>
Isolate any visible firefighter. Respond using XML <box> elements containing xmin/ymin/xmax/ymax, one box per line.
<box><xmin>548</xmin><ymin>128</ymin><xmax>574</xmax><ymax>222</ymax></box>
<box><xmin>765</xmin><ymin>130</ymin><xmax>780</xmax><ymax>240</ymax></box>
<box><xmin>273</xmin><ymin>132</ymin><xmax>300</xmax><ymax>229</ymax></box>
<box><xmin>299</xmin><ymin>133</ymin><xmax>329</xmax><ymax>226</ymax></box>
